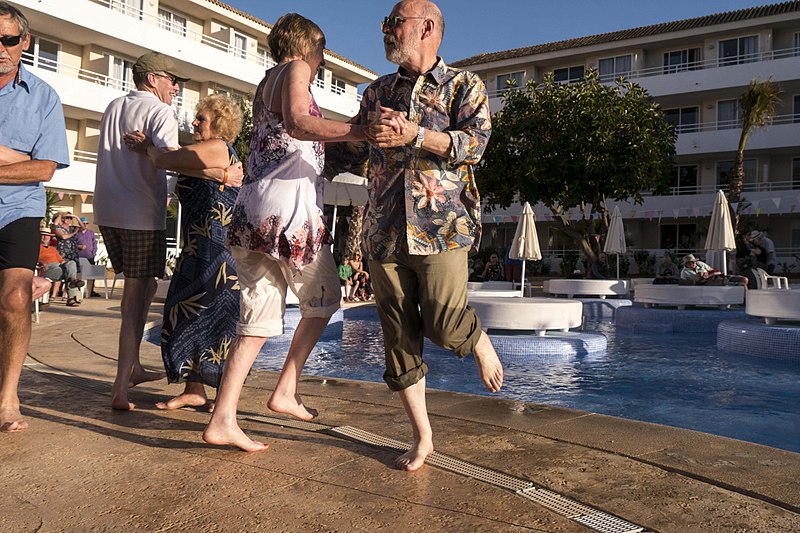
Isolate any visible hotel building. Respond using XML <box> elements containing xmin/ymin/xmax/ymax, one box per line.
<box><xmin>452</xmin><ymin>1</ymin><xmax>800</xmax><ymax>267</ymax></box>
<box><xmin>8</xmin><ymin>0</ymin><xmax>376</xmax><ymax>244</ymax></box>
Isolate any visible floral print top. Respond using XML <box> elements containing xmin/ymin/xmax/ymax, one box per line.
<box><xmin>327</xmin><ymin>57</ymin><xmax>491</xmax><ymax>260</ymax></box>
<box><xmin>226</xmin><ymin>64</ymin><xmax>332</xmax><ymax>272</ymax></box>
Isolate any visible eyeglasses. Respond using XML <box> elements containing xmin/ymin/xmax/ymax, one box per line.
<box><xmin>152</xmin><ymin>72</ymin><xmax>179</xmax><ymax>85</ymax></box>
<box><xmin>0</xmin><ymin>34</ymin><xmax>23</xmax><ymax>48</ymax></box>
<box><xmin>380</xmin><ymin>15</ymin><xmax>428</xmax><ymax>31</ymax></box>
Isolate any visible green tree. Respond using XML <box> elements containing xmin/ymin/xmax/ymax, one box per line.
<box><xmin>479</xmin><ymin>69</ymin><xmax>676</xmax><ymax>264</ymax></box>
<box><xmin>232</xmin><ymin>94</ymin><xmax>254</xmax><ymax>176</ymax></box>
<box><xmin>729</xmin><ymin>77</ymin><xmax>781</xmax><ymax>229</ymax></box>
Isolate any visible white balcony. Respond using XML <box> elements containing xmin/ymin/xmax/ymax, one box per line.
<box><xmin>486</xmin><ymin>45</ymin><xmax>800</xmax><ymax>107</ymax></box>
<box><xmin>675</xmin><ymin>114</ymin><xmax>800</xmax><ymax>155</ymax></box>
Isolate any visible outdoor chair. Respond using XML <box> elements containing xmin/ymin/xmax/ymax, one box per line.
<box><xmin>78</xmin><ymin>257</ymin><xmax>110</xmax><ymax>299</ymax></box>
<box><xmin>751</xmin><ymin>267</ymin><xmax>789</xmax><ymax>290</ymax></box>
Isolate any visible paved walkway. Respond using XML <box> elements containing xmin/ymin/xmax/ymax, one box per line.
<box><xmin>2</xmin><ymin>292</ymin><xmax>799</xmax><ymax>531</ymax></box>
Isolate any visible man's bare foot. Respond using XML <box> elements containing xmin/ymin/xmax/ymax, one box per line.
<box><xmin>267</xmin><ymin>392</ymin><xmax>318</xmax><ymax>421</ymax></box>
<box><xmin>156</xmin><ymin>392</ymin><xmax>207</xmax><ymax>410</ymax></box>
<box><xmin>128</xmin><ymin>369</ymin><xmax>166</xmax><ymax>388</ymax></box>
<box><xmin>202</xmin><ymin>420</ymin><xmax>268</xmax><ymax>452</ymax></box>
<box><xmin>473</xmin><ymin>331</ymin><xmax>503</xmax><ymax>393</ymax></box>
<box><xmin>111</xmin><ymin>385</ymin><xmax>135</xmax><ymax>410</ymax></box>
<box><xmin>395</xmin><ymin>439</ymin><xmax>434</xmax><ymax>472</ymax></box>
<box><xmin>0</xmin><ymin>406</ymin><xmax>28</xmax><ymax>433</ymax></box>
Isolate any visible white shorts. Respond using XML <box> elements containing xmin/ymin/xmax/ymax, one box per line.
<box><xmin>231</xmin><ymin>246</ymin><xmax>341</xmax><ymax>337</ymax></box>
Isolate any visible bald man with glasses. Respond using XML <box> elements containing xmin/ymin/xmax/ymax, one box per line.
<box><xmin>0</xmin><ymin>2</ymin><xmax>69</xmax><ymax>432</ymax></box>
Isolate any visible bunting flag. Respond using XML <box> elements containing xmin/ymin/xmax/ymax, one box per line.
<box><xmin>646</xmin><ymin>210</ymin><xmax>654</xmax><ymax>221</ymax></box>
<box><xmin>791</xmin><ymin>204</ymin><xmax>797</xmax><ymax>213</ymax></box>
<box><xmin>165</xmin><ymin>196</ymin><xmax>170</xmax><ymax>207</ymax></box>
<box><xmin>772</xmin><ymin>197</ymin><xmax>781</xmax><ymax>210</ymax></box>
<box><xmin>756</xmin><ymin>208</ymin><xmax>761</xmax><ymax>216</ymax></box>
<box><xmin>58</xmin><ymin>192</ymin><xmax>64</xmax><ymax>200</ymax></box>
<box><xmin>511</xmin><ymin>215</ymin><xmax>518</xmax><ymax>222</ymax></box>
<box><xmin>751</xmin><ymin>199</ymin><xmax>760</xmax><ymax>210</ymax></box>
<box><xmin>628</xmin><ymin>210</ymin><xmax>636</xmax><ymax>218</ymax></box>
<box><xmin>594</xmin><ymin>234</ymin><xmax>601</xmax><ymax>243</ymax></box>
<box><xmin>80</xmin><ymin>194</ymin><xmax>88</xmax><ymax>202</ymax></box>
<box><xmin>691</xmin><ymin>207</ymin><xmax>700</xmax><ymax>217</ymax></box>
<box><xmin>673</xmin><ymin>208</ymin><xmax>680</xmax><ymax>218</ymax></box>
<box><xmin>730</xmin><ymin>202</ymin><xmax>738</xmax><ymax>212</ymax></box>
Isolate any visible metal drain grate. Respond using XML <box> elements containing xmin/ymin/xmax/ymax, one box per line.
<box><xmin>330</xmin><ymin>426</ymin><xmax>410</xmax><ymax>451</ymax></box>
<box><xmin>518</xmin><ymin>487</ymin><xmax>643</xmax><ymax>533</ymax></box>
<box><xmin>230</xmin><ymin>418</ymin><xmax>647</xmax><ymax>532</ymax></box>
<box><xmin>241</xmin><ymin>414</ymin><xmax>331</xmax><ymax>432</ymax></box>
<box><xmin>426</xmin><ymin>452</ymin><xmax>534</xmax><ymax>492</ymax></box>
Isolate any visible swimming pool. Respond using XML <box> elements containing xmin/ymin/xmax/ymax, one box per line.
<box><xmin>252</xmin><ymin>305</ymin><xmax>800</xmax><ymax>453</ymax></box>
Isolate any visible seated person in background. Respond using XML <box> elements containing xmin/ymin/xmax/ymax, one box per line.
<box><xmin>504</xmin><ymin>244</ymin><xmax>523</xmax><ymax>283</ymax></box>
<box><xmin>747</xmin><ymin>230</ymin><xmax>776</xmax><ymax>274</ymax></box>
<box><xmin>38</xmin><ymin>228</ymin><xmax>84</xmax><ymax>306</ymax></box>
<box><xmin>680</xmin><ymin>254</ymin><xmax>747</xmax><ymax>287</ymax></box>
<box><xmin>350</xmin><ymin>253</ymin><xmax>372</xmax><ymax>301</ymax></box>
<box><xmin>338</xmin><ymin>257</ymin><xmax>355</xmax><ymax>302</ymax></box>
<box><xmin>653</xmin><ymin>253</ymin><xmax>679</xmax><ymax>284</ymax></box>
<box><xmin>589</xmin><ymin>253</ymin><xmax>610</xmax><ymax>280</ymax></box>
<box><xmin>481</xmin><ymin>253</ymin><xmax>504</xmax><ymax>281</ymax></box>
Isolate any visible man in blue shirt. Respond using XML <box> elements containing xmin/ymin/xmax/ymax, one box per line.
<box><xmin>0</xmin><ymin>2</ymin><xmax>69</xmax><ymax>433</ymax></box>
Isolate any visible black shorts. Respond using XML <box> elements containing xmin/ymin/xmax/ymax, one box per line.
<box><xmin>0</xmin><ymin>217</ymin><xmax>41</xmax><ymax>271</ymax></box>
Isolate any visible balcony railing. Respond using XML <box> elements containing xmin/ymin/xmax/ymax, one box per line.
<box><xmin>72</xmin><ymin>149</ymin><xmax>98</xmax><ymax>163</ymax></box>
<box><xmin>642</xmin><ymin>178</ymin><xmax>800</xmax><ymax>197</ymax></box>
<box><xmin>94</xmin><ymin>0</ymin><xmax>269</xmax><ymax>65</ymax></box>
<box><xmin>487</xmin><ymin>45</ymin><xmax>800</xmax><ymax>99</ymax></box>
<box><xmin>671</xmin><ymin>113</ymin><xmax>798</xmax><ymax>134</ymax></box>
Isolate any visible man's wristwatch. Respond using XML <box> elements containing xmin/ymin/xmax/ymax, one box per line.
<box><xmin>413</xmin><ymin>125</ymin><xmax>425</xmax><ymax>149</ymax></box>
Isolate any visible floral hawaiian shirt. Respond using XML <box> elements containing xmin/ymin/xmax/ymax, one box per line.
<box><xmin>329</xmin><ymin>58</ymin><xmax>491</xmax><ymax>260</ymax></box>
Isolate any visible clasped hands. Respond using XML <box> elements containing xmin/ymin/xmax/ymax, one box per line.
<box><xmin>366</xmin><ymin>106</ymin><xmax>419</xmax><ymax>148</ymax></box>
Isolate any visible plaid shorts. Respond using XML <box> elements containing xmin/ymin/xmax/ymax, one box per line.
<box><xmin>99</xmin><ymin>225</ymin><xmax>166</xmax><ymax>278</ymax></box>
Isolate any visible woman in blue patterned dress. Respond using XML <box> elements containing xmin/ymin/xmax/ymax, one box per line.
<box><xmin>202</xmin><ymin>13</ymin><xmax>380</xmax><ymax>452</ymax></box>
<box><xmin>138</xmin><ymin>94</ymin><xmax>244</xmax><ymax>410</ymax></box>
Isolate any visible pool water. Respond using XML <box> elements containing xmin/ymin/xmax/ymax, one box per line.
<box><xmin>252</xmin><ymin>305</ymin><xmax>800</xmax><ymax>453</ymax></box>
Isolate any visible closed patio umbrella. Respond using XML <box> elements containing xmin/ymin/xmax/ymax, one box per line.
<box><xmin>603</xmin><ymin>206</ymin><xmax>626</xmax><ymax>279</ymax></box>
<box><xmin>509</xmin><ymin>202</ymin><xmax>541</xmax><ymax>296</ymax></box>
<box><xmin>704</xmin><ymin>189</ymin><xmax>736</xmax><ymax>275</ymax></box>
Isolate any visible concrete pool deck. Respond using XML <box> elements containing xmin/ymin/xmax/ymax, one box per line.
<box><xmin>2</xmin><ymin>292</ymin><xmax>799</xmax><ymax>531</ymax></box>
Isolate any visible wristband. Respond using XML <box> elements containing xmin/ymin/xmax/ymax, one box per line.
<box><xmin>414</xmin><ymin>125</ymin><xmax>425</xmax><ymax>149</ymax></box>
<box><xmin>219</xmin><ymin>169</ymin><xmax>228</xmax><ymax>191</ymax></box>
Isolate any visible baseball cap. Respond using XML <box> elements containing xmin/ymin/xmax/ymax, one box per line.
<box><xmin>133</xmin><ymin>52</ymin><xmax>190</xmax><ymax>82</ymax></box>
<box><xmin>79</xmin><ymin>217</ymin><xmax>89</xmax><ymax>223</ymax></box>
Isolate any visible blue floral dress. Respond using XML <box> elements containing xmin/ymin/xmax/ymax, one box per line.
<box><xmin>226</xmin><ymin>63</ymin><xmax>332</xmax><ymax>272</ymax></box>
<box><xmin>160</xmin><ymin>143</ymin><xmax>240</xmax><ymax>388</ymax></box>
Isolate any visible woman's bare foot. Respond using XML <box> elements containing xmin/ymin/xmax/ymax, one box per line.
<box><xmin>129</xmin><ymin>369</ymin><xmax>167</xmax><ymax>388</ymax></box>
<box><xmin>395</xmin><ymin>439</ymin><xmax>434</xmax><ymax>472</ymax></box>
<box><xmin>202</xmin><ymin>420</ymin><xmax>268</xmax><ymax>452</ymax></box>
<box><xmin>473</xmin><ymin>331</ymin><xmax>503</xmax><ymax>393</ymax></box>
<box><xmin>267</xmin><ymin>392</ymin><xmax>318</xmax><ymax>421</ymax></box>
<box><xmin>0</xmin><ymin>406</ymin><xmax>28</xmax><ymax>433</ymax></box>
<box><xmin>156</xmin><ymin>382</ymin><xmax>207</xmax><ymax>410</ymax></box>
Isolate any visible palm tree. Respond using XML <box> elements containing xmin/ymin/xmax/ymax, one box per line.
<box><xmin>729</xmin><ymin>78</ymin><xmax>781</xmax><ymax>229</ymax></box>
<box><xmin>344</xmin><ymin>206</ymin><xmax>364</xmax><ymax>260</ymax></box>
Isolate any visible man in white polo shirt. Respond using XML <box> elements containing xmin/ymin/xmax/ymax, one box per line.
<box><xmin>94</xmin><ymin>52</ymin><xmax>241</xmax><ymax>410</ymax></box>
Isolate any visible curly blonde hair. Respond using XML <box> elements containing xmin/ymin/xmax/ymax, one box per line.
<box><xmin>268</xmin><ymin>13</ymin><xmax>325</xmax><ymax>63</ymax></box>
<box><xmin>196</xmin><ymin>94</ymin><xmax>243</xmax><ymax>143</ymax></box>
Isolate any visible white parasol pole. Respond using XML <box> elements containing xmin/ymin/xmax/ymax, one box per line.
<box><xmin>616</xmin><ymin>254</ymin><xmax>620</xmax><ymax>280</ymax></box>
<box><xmin>519</xmin><ymin>260</ymin><xmax>526</xmax><ymax>297</ymax></box>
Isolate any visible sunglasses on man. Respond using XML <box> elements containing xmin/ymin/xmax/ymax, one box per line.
<box><xmin>0</xmin><ymin>34</ymin><xmax>23</xmax><ymax>48</ymax></box>
<box><xmin>380</xmin><ymin>15</ymin><xmax>429</xmax><ymax>31</ymax></box>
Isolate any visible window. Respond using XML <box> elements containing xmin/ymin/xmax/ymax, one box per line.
<box><xmin>110</xmin><ymin>0</ymin><xmax>142</xmax><ymax>18</ymax></box>
<box><xmin>660</xmin><ymin>224</ymin><xmax>697</xmax><ymax>251</ymax></box>
<box><xmin>234</xmin><ymin>33</ymin><xmax>247</xmax><ymax>59</ymax></box>
<box><xmin>257</xmin><ymin>46</ymin><xmax>274</xmax><ymax>68</ymax></box>
<box><xmin>315</xmin><ymin>67</ymin><xmax>325</xmax><ymax>88</ymax></box>
<box><xmin>331</xmin><ymin>77</ymin><xmax>346</xmax><ymax>95</ymax></box>
<box><xmin>793</xmin><ymin>158</ymin><xmax>800</xmax><ymax>189</ymax></box>
<box><xmin>719</xmin><ymin>35</ymin><xmax>758</xmax><ymax>65</ymax></box>
<box><xmin>496</xmin><ymin>71</ymin><xmax>524</xmax><ymax>92</ymax></box>
<box><xmin>794</xmin><ymin>95</ymin><xmax>800</xmax><ymax>123</ymax></box>
<box><xmin>717</xmin><ymin>100</ymin><xmax>739</xmax><ymax>130</ymax></box>
<box><xmin>21</xmin><ymin>36</ymin><xmax>59</xmax><ymax>72</ymax></box>
<box><xmin>158</xmin><ymin>8</ymin><xmax>187</xmax><ymax>37</ymax></box>
<box><xmin>553</xmin><ymin>65</ymin><xmax>584</xmax><ymax>84</ymax></box>
<box><xmin>110</xmin><ymin>56</ymin><xmax>134</xmax><ymax>91</ymax></box>
<box><xmin>664</xmin><ymin>107</ymin><xmax>699</xmax><ymax>133</ymax></box>
<box><xmin>672</xmin><ymin>165</ymin><xmax>699</xmax><ymax>194</ymax></box>
<box><xmin>663</xmin><ymin>48</ymin><xmax>700</xmax><ymax>73</ymax></box>
<box><xmin>598</xmin><ymin>54</ymin><xmax>632</xmax><ymax>81</ymax></box>
<box><xmin>795</xmin><ymin>32</ymin><xmax>800</xmax><ymax>56</ymax></box>
<box><xmin>716</xmin><ymin>159</ymin><xmax>756</xmax><ymax>188</ymax></box>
